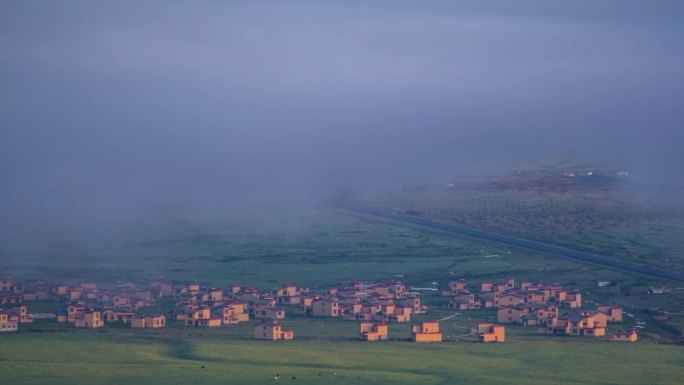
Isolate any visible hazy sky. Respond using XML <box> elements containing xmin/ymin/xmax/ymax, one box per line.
<box><xmin>1</xmin><ymin>1</ymin><xmax>683</xmax><ymax>236</ymax></box>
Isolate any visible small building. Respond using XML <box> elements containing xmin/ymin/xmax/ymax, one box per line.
<box><xmin>216</xmin><ymin>304</ymin><xmax>249</xmax><ymax>325</ymax></box>
<box><xmin>560</xmin><ymin>291</ymin><xmax>582</xmax><ymax>308</ymax></box>
<box><xmin>498</xmin><ymin>292</ymin><xmax>523</xmax><ymax>308</ymax></box>
<box><xmin>498</xmin><ymin>304</ymin><xmax>558</xmax><ymax>324</ymax></box>
<box><xmin>185</xmin><ymin>306</ymin><xmax>221</xmax><ymax>327</ymax></box>
<box><xmin>9</xmin><ymin>304</ymin><xmax>33</xmax><ymax>323</ymax></box>
<box><xmin>541</xmin><ymin>312</ymin><xmax>606</xmax><ymax>337</ymax></box>
<box><xmin>103</xmin><ymin>308</ymin><xmax>135</xmax><ymax>323</ymax></box>
<box><xmin>448</xmin><ymin>291</ymin><xmax>479</xmax><ymax>310</ymax></box>
<box><xmin>56</xmin><ymin>311</ymin><xmax>68</xmax><ymax>323</ymax></box>
<box><xmin>0</xmin><ymin>276</ymin><xmax>14</xmax><ymax>292</ymax></box>
<box><xmin>611</xmin><ymin>329</ymin><xmax>637</xmax><ymax>342</ymax></box>
<box><xmin>648</xmin><ymin>287</ymin><xmax>670</xmax><ymax>295</ymax></box>
<box><xmin>0</xmin><ymin>309</ymin><xmax>18</xmax><ymax>332</ymax></box>
<box><xmin>478</xmin><ymin>323</ymin><xmax>505</xmax><ymax>342</ymax></box>
<box><xmin>148</xmin><ymin>279</ymin><xmax>174</xmax><ymax>297</ymax></box>
<box><xmin>52</xmin><ymin>284</ymin><xmax>69</xmax><ymax>297</ymax></box>
<box><xmin>254</xmin><ymin>320</ymin><xmax>294</xmax><ymax>340</ymax></box>
<box><xmin>478</xmin><ymin>292</ymin><xmax>499</xmax><ymax>308</ymax></box>
<box><xmin>597</xmin><ymin>305</ymin><xmax>623</xmax><ymax>322</ymax></box>
<box><xmin>411</xmin><ymin>321</ymin><xmax>442</xmax><ymax>342</ymax></box>
<box><xmin>312</xmin><ymin>298</ymin><xmax>340</xmax><ymax>317</ymax></box>
<box><xmin>359</xmin><ymin>322</ymin><xmax>388</xmax><ymax>341</ymax></box>
<box><xmin>74</xmin><ymin>309</ymin><xmax>103</xmax><ymax>328</ymax></box>
<box><xmin>389</xmin><ymin>305</ymin><xmax>412</xmax><ymax>322</ymax></box>
<box><xmin>131</xmin><ymin>314</ymin><xmax>166</xmax><ymax>328</ymax></box>
<box><xmin>443</xmin><ymin>280</ymin><xmax>468</xmax><ymax>296</ymax></box>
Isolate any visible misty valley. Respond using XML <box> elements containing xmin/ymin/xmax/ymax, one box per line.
<box><xmin>2</xmin><ymin>1</ymin><xmax>683</xmax><ymax>384</ymax></box>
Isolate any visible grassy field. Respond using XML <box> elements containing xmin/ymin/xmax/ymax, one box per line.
<box><xmin>359</xmin><ymin>164</ymin><xmax>684</xmax><ymax>273</ymax></box>
<box><xmin>1</xmin><ymin>331</ymin><xmax>682</xmax><ymax>385</ymax></box>
<box><xmin>2</xmin><ymin>204</ymin><xmax>642</xmax><ymax>289</ymax></box>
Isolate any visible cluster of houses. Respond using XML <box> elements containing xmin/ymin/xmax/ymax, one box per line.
<box><xmin>313</xmin><ymin>280</ymin><xmax>427</xmax><ymax>322</ymax></box>
<box><xmin>357</xmin><ymin>320</ymin><xmax>506</xmax><ymax>343</ymax></box>
<box><xmin>1</xmin><ymin>274</ymin><xmax>639</xmax><ymax>342</ymax></box>
<box><xmin>172</xmin><ymin>279</ymin><xmax>427</xmax><ymax>340</ymax></box>
<box><xmin>1</xmin><ymin>275</ymin><xmax>167</xmax><ymax>330</ymax></box>
<box><xmin>357</xmin><ymin>320</ymin><xmax>445</xmax><ymax>342</ymax></box>
<box><xmin>1</xmin><ymin>276</ymin><xmax>33</xmax><ymax>332</ymax></box>
<box><xmin>55</xmin><ymin>280</ymin><xmax>166</xmax><ymax>329</ymax></box>
<box><xmin>1</xmin><ymin>275</ymin><xmax>430</xmax><ymax>341</ymax></box>
<box><xmin>442</xmin><ymin>277</ymin><xmax>635</xmax><ymax>341</ymax></box>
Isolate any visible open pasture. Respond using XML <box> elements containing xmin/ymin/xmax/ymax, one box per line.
<box><xmin>1</xmin><ymin>331</ymin><xmax>682</xmax><ymax>385</ymax></box>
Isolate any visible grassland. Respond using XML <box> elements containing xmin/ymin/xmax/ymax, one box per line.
<box><xmin>3</xmin><ymin>204</ymin><xmax>639</xmax><ymax>289</ymax></box>
<box><xmin>358</xmin><ymin>164</ymin><xmax>684</xmax><ymax>274</ymax></box>
<box><xmin>1</xmin><ymin>330</ymin><xmax>683</xmax><ymax>385</ymax></box>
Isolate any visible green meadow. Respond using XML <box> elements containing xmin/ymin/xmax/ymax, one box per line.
<box><xmin>1</xmin><ymin>332</ymin><xmax>682</xmax><ymax>385</ymax></box>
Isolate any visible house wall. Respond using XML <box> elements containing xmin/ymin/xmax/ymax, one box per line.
<box><xmin>412</xmin><ymin>332</ymin><xmax>442</xmax><ymax>342</ymax></box>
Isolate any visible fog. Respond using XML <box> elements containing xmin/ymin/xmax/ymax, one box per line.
<box><xmin>1</xmin><ymin>1</ymin><xmax>683</xmax><ymax>255</ymax></box>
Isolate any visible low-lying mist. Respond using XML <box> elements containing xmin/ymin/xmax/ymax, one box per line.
<box><xmin>1</xmin><ymin>1</ymin><xmax>683</xmax><ymax>262</ymax></box>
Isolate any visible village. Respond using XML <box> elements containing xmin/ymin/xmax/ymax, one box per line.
<box><xmin>1</xmin><ymin>274</ymin><xmax>641</xmax><ymax>343</ymax></box>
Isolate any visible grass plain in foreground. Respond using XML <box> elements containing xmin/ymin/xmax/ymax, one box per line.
<box><xmin>1</xmin><ymin>333</ymin><xmax>683</xmax><ymax>385</ymax></box>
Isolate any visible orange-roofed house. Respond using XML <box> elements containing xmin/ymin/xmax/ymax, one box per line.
<box><xmin>360</xmin><ymin>322</ymin><xmax>388</xmax><ymax>341</ymax></box>
<box><xmin>254</xmin><ymin>320</ymin><xmax>294</xmax><ymax>340</ymax></box>
<box><xmin>611</xmin><ymin>329</ymin><xmax>637</xmax><ymax>342</ymax></box>
<box><xmin>411</xmin><ymin>321</ymin><xmax>442</xmax><ymax>342</ymax></box>
<box><xmin>478</xmin><ymin>323</ymin><xmax>505</xmax><ymax>342</ymax></box>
